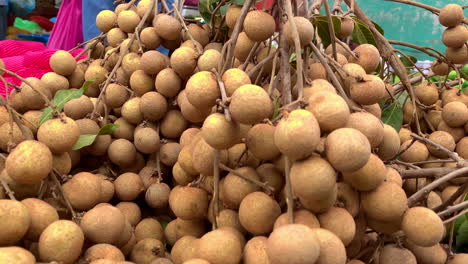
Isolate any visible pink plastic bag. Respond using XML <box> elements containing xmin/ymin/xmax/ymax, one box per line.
<box><xmin>47</xmin><ymin>0</ymin><xmax>84</xmax><ymax>50</ymax></box>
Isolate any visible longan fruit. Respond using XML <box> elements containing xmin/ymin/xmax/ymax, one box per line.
<box><xmin>153</xmin><ymin>14</ymin><xmax>182</xmax><ymax>40</ymax></box>
<box><xmin>266</xmin><ymin>224</ymin><xmax>321</xmax><ymax>264</ymax></box>
<box><xmin>446</xmin><ymin>46</ymin><xmax>468</xmax><ymax>64</ymax></box>
<box><xmin>202</xmin><ymin>113</ymin><xmax>241</xmax><ymax>150</ymax></box>
<box><xmin>108</xmin><ymin>139</ymin><xmax>137</xmax><ymax>167</ymax></box>
<box><xmin>177</xmin><ymin>90</ymin><xmax>212</xmax><ymax>123</ymax></box>
<box><xmin>20</xmin><ymin>77</ymin><xmax>51</xmax><ymax>110</ymax></box>
<box><xmin>303</xmin><ymin>79</ymin><xmax>336</xmax><ymax>100</ymax></box>
<box><xmin>21</xmin><ymin>198</ymin><xmax>59</xmax><ymax>241</ymax></box>
<box><xmin>117</xmin><ymin>10</ymin><xmax>140</xmax><ymax>33</ymax></box>
<box><xmin>197</xmin><ymin>49</ymin><xmax>221</xmax><ymax>72</ymax></box>
<box><xmin>160</xmin><ymin>110</ymin><xmax>189</xmax><ymax>139</ymax></box>
<box><xmin>130</xmin><ymin>238</ymin><xmax>165</xmax><ymax>264</ymax></box>
<box><xmin>405</xmin><ymin>241</ymin><xmax>447</xmax><ymax>264</ymax></box>
<box><xmin>114</xmin><ymin>173</ymin><xmax>145</xmax><ymax>201</ymax></box>
<box><xmin>246</xmin><ymin>123</ymin><xmax>281</xmax><ymax>161</ymax></box>
<box><xmin>447</xmin><ymin>253</ymin><xmax>468</xmax><ymax>264</ymax></box>
<box><xmin>243</xmin><ymin>10</ymin><xmax>275</xmax><ymax>42</ymax></box>
<box><xmin>140</xmin><ymin>27</ymin><xmax>161</xmax><ymax>50</ymax></box>
<box><xmin>291</xmin><ymin>155</ymin><xmax>337</xmax><ymax>200</ymax></box>
<box><xmin>274</xmin><ymin>210</ymin><xmax>320</xmax><ymax>230</ymax></box>
<box><xmin>5</xmin><ymin>140</ymin><xmax>52</xmax><ymax>184</ymax></box>
<box><xmin>243</xmin><ymin>236</ymin><xmax>269</xmax><ymax>264</ymax></box>
<box><xmin>185</xmin><ymin>71</ymin><xmax>220</xmax><ymax>108</ymax></box>
<box><xmin>80</xmin><ymin>205</ymin><xmax>126</xmax><ymax>244</ymax></box>
<box><xmin>229</xmin><ymin>84</ymin><xmax>273</xmax><ymax>125</ymax></box>
<box><xmin>134</xmin><ymin>127</ymin><xmax>160</xmax><ymax>154</ymax></box>
<box><xmin>215</xmin><ymin>209</ymin><xmax>246</xmax><ymax>235</ymax></box>
<box><xmin>456</xmin><ymin>137</ymin><xmax>468</xmax><ymax>159</ymax></box>
<box><xmin>222</xmin><ymin>167</ymin><xmax>261</xmax><ymax>209</ymax></box>
<box><xmin>377</xmin><ymin>124</ymin><xmax>401</xmax><ymax>160</ymax></box>
<box><xmin>427</xmin><ymin>191</ymin><xmax>443</xmax><ymax>209</ymax></box>
<box><xmin>442</xmin><ymin>101</ymin><xmax>468</xmax><ymax>127</ymax></box>
<box><xmin>299</xmin><ymin>185</ymin><xmax>338</xmax><ymax>214</ymax></box>
<box><xmin>135</xmin><ymin>218</ymin><xmax>164</xmax><ymax>243</ymax></box>
<box><xmin>401</xmin><ymin>207</ymin><xmax>445</xmax><ymax>247</ymax></box>
<box><xmin>385</xmin><ymin>167</ymin><xmax>403</xmax><ymax>187</ymax></box>
<box><xmin>312</xmin><ymin>228</ymin><xmax>347</xmax><ymax>264</ymax></box>
<box><xmin>140</xmin><ymin>50</ymin><xmax>168</xmax><ymax>76</ymax></box>
<box><xmin>427</xmin><ymin>131</ymin><xmax>456</xmax><ymax>158</ymax></box>
<box><xmin>307</xmin><ymin>91</ymin><xmax>350</xmax><ymax>132</ymax></box>
<box><xmin>175</xmin><ymin>218</ymin><xmax>206</xmax><ymax>239</ymax></box>
<box><xmin>84</xmin><ymin>244</ymin><xmax>125</xmax><ymax>262</ymax></box>
<box><xmin>349</xmin><ymin>44</ymin><xmax>380</xmax><ymax>73</ymax></box>
<box><xmin>350</xmin><ymin>74</ymin><xmax>386</xmax><ymax>105</ymax></box>
<box><xmin>325</xmin><ymin>128</ymin><xmax>371</xmax><ymax>172</ymax></box>
<box><xmin>238</xmin><ymin>192</ymin><xmax>281</xmax><ymax>235</ymax></box>
<box><xmin>112</xmin><ymin>118</ymin><xmax>136</xmax><ymax>141</ymax></box>
<box><xmin>336</xmin><ymin>182</ymin><xmax>360</xmax><ymax>217</ymax></box>
<box><xmin>116</xmin><ymin>202</ymin><xmax>142</xmax><ymax>227</ymax></box>
<box><xmin>256</xmin><ymin>46</ymin><xmax>278</xmax><ymax>75</ymax></box>
<box><xmin>284</xmin><ymin>16</ymin><xmax>314</xmax><ymax>47</ymax></box>
<box><xmin>399</xmin><ymin>140</ymin><xmax>429</xmax><ymax>163</ymax></box>
<box><xmin>145</xmin><ymin>183</ymin><xmax>170</xmax><ymax>209</ymax></box>
<box><xmin>41</xmin><ymin>72</ymin><xmax>70</xmax><ymax>96</ymax></box>
<box><xmin>0</xmin><ymin>170</ymin><xmax>41</xmax><ymax>200</ymax></box>
<box><xmin>379</xmin><ymin>244</ymin><xmax>417</xmax><ymax>264</ymax></box>
<box><xmin>197</xmin><ymin>229</ymin><xmax>243</xmax><ymax>264</ymax></box>
<box><xmin>442</xmin><ymin>25</ymin><xmax>468</xmax><ymax>48</ymax></box>
<box><xmin>185</xmin><ymin>23</ymin><xmax>209</xmax><ymax>46</ymax></box>
<box><xmin>318</xmin><ymin>207</ymin><xmax>356</xmax><ymax>246</ymax></box>
<box><xmin>226</xmin><ymin>5</ymin><xmax>241</xmax><ymax>28</ymax></box>
<box><xmin>0</xmin><ymin>199</ymin><xmax>31</xmax><ymax>246</ymax></box>
<box><xmin>415</xmin><ymin>82</ymin><xmax>439</xmax><ymax>106</ymax></box>
<box><xmin>343</xmin><ymin>154</ymin><xmax>386</xmax><ymax>191</ymax></box>
<box><xmin>169</xmin><ymin>186</ymin><xmax>209</xmax><ymax>220</ymax></box>
<box><xmin>361</xmin><ymin>182</ymin><xmax>408</xmax><ymax>222</ymax></box>
<box><xmin>0</xmin><ymin>122</ymin><xmax>30</xmax><ymax>152</ymax></box>
<box><xmin>99</xmin><ymin>177</ymin><xmax>115</xmax><ymax>203</ymax></box>
<box><xmin>171</xmin><ymin>236</ymin><xmax>199</xmax><ymax>264</ymax></box>
<box><xmin>63</xmin><ymin>172</ymin><xmax>102</xmax><ymax>210</ymax></box>
<box><xmin>308</xmin><ymin>62</ymin><xmax>327</xmax><ymax>80</ymax></box>
<box><xmin>439</xmin><ymin>4</ymin><xmax>464</xmax><ymax>27</ymax></box>
<box><xmin>275</xmin><ymin>109</ymin><xmax>321</xmax><ymax>161</ymax></box>
<box><xmin>234</xmin><ymin>32</ymin><xmax>255</xmax><ymax>61</ymax></box>
<box><xmin>63</xmin><ymin>94</ymin><xmax>94</xmax><ymax>120</ymax></box>
<box><xmin>222</xmin><ymin>68</ymin><xmax>251</xmax><ymax>96</ymax></box>
<box><xmin>338</xmin><ymin>16</ymin><xmax>354</xmax><ymax>38</ymax></box>
<box><xmin>38</xmin><ymin>220</ymin><xmax>84</xmax><ymax>264</ymax></box>
<box><xmin>155</xmin><ymin>68</ymin><xmax>182</xmax><ymax>98</ymax></box>
<box><xmin>96</xmin><ymin>10</ymin><xmax>117</xmax><ymax>32</ymax></box>
<box><xmin>170</xmin><ymin>47</ymin><xmax>198</xmax><ymax>78</ymax></box>
<box><xmin>438</xmin><ymin>121</ymin><xmax>465</xmax><ymax>142</ymax></box>
<box><xmin>0</xmin><ymin>247</ymin><xmax>36</xmax><ymax>264</ymax></box>
<box><xmin>50</xmin><ymin>50</ymin><xmax>77</xmax><ymax>76</ymax></box>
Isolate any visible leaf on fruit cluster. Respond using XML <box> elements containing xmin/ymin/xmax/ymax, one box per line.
<box><xmin>456</xmin><ymin>218</ymin><xmax>468</xmax><ymax>252</ymax></box>
<box><xmin>312</xmin><ymin>15</ymin><xmax>341</xmax><ymax>48</ymax></box>
<box><xmin>350</xmin><ymin>17</ymin><xmax>383</xmax><ymax>47</ymax></box>
<box><xmin>199</xmin><ymin>0</ymin><xmax>231</xmax><ymax>25</ymax></box>
<box><xmin>71</xmin><ymin>124</ymin><xmax>120</xmax><ymax>150</ymax></box>
<box><xmin>381</xmin><ymin>101</ymin><xmax>403</xmax><ymax>132</ymax></box>
<box><xmin>39</xmin><ymin>79</ymin><xmax>94</xmax><ymax>125</ymax></box>
<box><xmin>400</xmin><ymin>55</ymin><xmax>417</xmax><ymax>68</ymax></box>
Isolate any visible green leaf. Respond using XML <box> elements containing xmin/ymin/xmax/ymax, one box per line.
<box><xmin>232</xmin><ymin>0</ymin><xmax>245</xmax><ymax>5</ymax></box>
<box><xmin>351</xmin><ymin>17</ymin><xmax>377</xmax><ymax>47</ymax></box>
<box><xmin>400</xmin><ymin>55</ymin><xmax>417</xmax><ymax>68</ymax></box>
<box><xmin>198</xmin><ymin>0</ymin><xmax>214</xmax><ymax>24</ymax></box>
<box><xmin>98</xmin><ymin>124</ymin><xmax>120</xmax><ymax>135</ymax></box>
<box><xmin>392</xmin><ymin>75</ymin><xmax>400</xmax><ymax>84</ymax></box>
<box><xmin>271</xmin><ymin>97</ymin><xmax>281</xmax><ymax>120</ymax></box>
<box><xmin>312</xmin><ymin>15</ymin><xmax>341</xmax><ymax>49</ymax></box>
<box><xmin>448</xmin><ymin>70</ymin><xmax>457</xmax><ymax>80</ymax></box>
<box><xmin>39</xmin><ymin>79</ymin><xmax>94</xmax><ymax>125</ymax></box>
<box><xmin>456</xmin><ymin>219</ymin><xmax>468</xmax><ymax>251</ymax></box>
<box><xmin>381</xmin><ymin>102</ymin><xmax>403</xmax><ymax>132</ymax></box>
<box><xmin>160</xmin><ymin>220</ymin><xmax>169</xmax><ymax>230</ymax></box>
<box><xmin>429</xmin><ymin>76</ymin><xmax>440</xmax><ymax>83</ymax></box>
<box><xmin>220</xmin><ymin>4</ymin><xmax>229</xmax><ymax>16</ymax></box>
<box><xmin>71</xmin><ymin>134</ymin><xmax>98</xmax><ymax>150</ymax></box>
<box><xmin>372</xmin><ymin>21</ymin><xmax>384</xmax><ymax>35</ymax></box>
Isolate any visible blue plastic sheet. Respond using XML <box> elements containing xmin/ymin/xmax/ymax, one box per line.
<box><xmin>8</xmin><ymin>0</ymin><xmax>35</xmax><ymax>16</ymax></box>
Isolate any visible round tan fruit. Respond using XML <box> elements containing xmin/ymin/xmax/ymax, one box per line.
<box><xmin>349</xmin><ymin>44</ymin><xmax>380</xmax><ymax>73</ymax></box>
<box><xmin>229</xmin><ymin>84</ymin><xmax>273</xmax><ymax>125</ymax></box>
<box><xmin>222</xmin><ymin>167</ymin><xmax>261</xmax><ymax>209</ymax></box>
<box><xmin>442</xmin><ymin>25</ymin><xmax>468</xmax><ymax>48</ymax></box>
<box><xmin>402</xmin><ymin>207</ymin><xmax>445</xmax><ymax>247</ymax></box>
<box><xmin>202</xmin><ymin>113</ymin><xmax>241</xmax><ymax>149</ymax></box>
<box><xmin>0</xmin><ymin>247</ymin><xmax>36</xmax><ymax>264</ymax></box>
<box><xmin>379</xmin><ymin>244</ymin><xmax>417</xmax><ymax>264</ymax></box>
<box><xmin>185</xmin><ymin>71</ymin><xmax>220</xmax><ymax>108</ymax></box>
<box><xmin>343</xmin><ymin>154</ymin><xmax>386</xmax><ymax>191</ymax></box>
<box><xmin>350</xmin><ymin>75</ymin><xmax>386</xmax><ymax>105</ymax></box>
<box><xmin>377</xmin><ymin>124</ymin><xmax>401</xmax><ymax>160</ymax></box>
<box><xmin>338</xmin><ymin>16</ymin><xmax>354</xmax><ymax>38</ymax></box>
<box><xmin>169</xmin><ymin>186</ymin><xmax>209</xmax><ymax>220</ymax></box>
<box><xmin>243</xmin><ymin>11</ymin><xmax>275</xmax><ymax>42</ymax></box>
<box><xmin>266</xmin><ymin>224</ymin><xmax>321</xmax><ymax>264</ymax></box>
<box><xmin>415</xmin><ymin>82</ymin><xmax>439</xmax><ymax>106</ymax></box>
<box><xmin>21</xmin><ymin>198</ymin><xmax>59</xmax><ymax>241</ymax></box>
<box><xmin>246</xmin><ymin>123</ymin><xmax>281</xmax><ymax>161</ymax></box>
<box><xmin>63</xmin><ymin>172</ymin><xmax>102</xmax><ymax>211</ymax></box>
<box><xmin>39</xmin><ymin>220</ymin><xmax>84</xmax><ymax>264</ymax></box>
<box><xmin>346</xmin><ymin>111</ymin><xmax>384</xmax><ymax>148</ymax></box>
<box><xmin>37</xmin><ymin>117</ymin><xmax>80</xmax><ymax>153</ymax></box>
<box><xmin>130</xmin><ymin>238</ymin><xmax>165</xmax><ymax>264</ymax></box>
<box><xmin>318</xmin><ymin>207</ymin><xmax>355</xmax><ymax>246</ymax></box>
<box><xmin>312</xmin><ymin>228</ymin><xmax>347</xmax><ymax>264</ymax></box>
<box><xmin>84</xmin><ymin>244</ymin><xmax>125</xmax><ymax>262</ymax></box>
<box><xmin>442</xmin><ymin>101</ymin><xmax>468</xmax><ymax>127</ymax></box>
<box><xmin>239</xmin><ymin>192</ymin><xmax>281</xmax><ymax>235</ymax></box>
<box><xmin>431</xmin><ymin>60</ymin><xmax>449</xmax><ymax>76</ymax></box>
<box><xmin>400</xmin><ymin>140</ymin><xmax>429</xmax><ymax>162</ymax></box>
<box><xmin>244</xmin><ymin>236</ymin><xmax>269</xmax><ymax>264</ymax></box>
<box><xmin>284</xmin><ymin>16</ymin><xmax>314</xmax><ymax>47</ymax></box>
<box><xmin>307</xmin><ymin>91</ymin><xmax>350</xmax><ymax>132</ymax></box>
<box><xmin>50</xmin><ymin>50</ymin><xmax>76</xmax><ymax>76</ymax></box>
<box><xmin>222</xmin><ymin>68</ymin><xmax>251</xmax><ymax>96</ymax></box>
<box><xmin>427</xmin><ymin>131</ymin><xmax>456</xmax><ymax>158</ymax></box>
<box><xmin>439</xmin><ymin>4</ymin><xmax>464</xmax><ymax>27</ymax></box>
<box><xmin>274</xmin><ymin>109</ymin><xmax>321</xmax><ymax>161</ymax></box>
<box><xmin>361</xmin><ymin>182</ymin><xmax>408</xmax><ymax>222</ymax></box>
<box><xmin>325</xmin><ymin>128</ymin><xmax>371</xmax><ymax>172</ymax></box>
<box><xmin>153</xmin><ymin>14</ymin><xmax>182</xmax><ymax>40</ymax></box>
<box><xmin>405</xmin><ymin>241</ymin><xmax>447</xmax><ymax>264</ymax></box>
<box><xmin>274</xmin><ymin>210</ymin><xmax>320</xmax><ymax>230</ymax></box>
<box><xmin>41</xmin><ymin>72</ymin><xmax>69</xmax><ymax>96</ymax></box>
<box><xmin>80</xmin><ymin>205</ymin><xmax>126</xmax><ymax>244</ymax></box>
<box><xmin>234</xmin><ymin>32</ymin><xmax>255</xmax><ymax>61</ymax></box>
<box><xmin>0</xmin><ymin>199</ymin><xmax>31</xmax><ymax>246</ymax></box>
<box><xmin>117</xmin><ymin>10</ymin><xmax>140</xmax><ymax>33</ymax></box>
<box><xmin>197</xmin><ymin>229</ymin><xmax>243</xmax><ymax>264</ymax></box>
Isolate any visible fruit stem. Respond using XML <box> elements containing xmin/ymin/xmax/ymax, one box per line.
<box><xmin>410</xmin><ymin>133</ymin><xmax>466</xmax><ymax>166</ymax></box>
<box><xmin>0</xmin><ymin>178</ymin><xmax>16</xmax><ymax>200</ymax></box>
<box><xmin>219</xmin><ymin>163</ymin><xmax>274</xmax><ymax>195</ymax></box>
<box><xmin>172</xmin><ymin>2</ymin><xmax>203</xmax><ymax>56</ymax></box>
<box><xmin>284</xmin><ymin>157</ymin><xmax>294</xmax><ymax>224</ymax></box>
<box><xmin>322</xmin><ymin>0</ymin><xmax>338</xmax><ymax>61</ymax></box>
<box><xmin>433</xmin><ymin>181</ymin><xmax>468</xmax><ymax>213</ymax></box>
<box><xmin>212</xmin><ymin>150</ymin><xmax>220</xmax><ymax>229</ymax></box>
<box><xmin>50</xmin><ymin>170</ymin><xmax>77</xmax><ymax>219</ymax></box>
<box><xmin>68</xmin><ymin>32</ymin><xmax>108</xmax><ymax>53</ymax></box>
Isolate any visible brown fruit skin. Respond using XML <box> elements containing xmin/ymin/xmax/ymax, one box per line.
<box><xmin>50</xmin><ymin>50</ymin><xmax>76</xmax><ymax>76</ymax></box>
<box><xmin>338</xmin><ymin>16</ymin><xmax>354</xmax><ymax>38</ymax></box>
<box><xmin>275</xmin><ymin>109</ymin><xmax>321</xmax><ymax>161</ymax></box>
<box><xmin>21</xmin><ymin>77</ymin><xmax>52</xmax><ymax>110</ymax></box>
<box><xmin>21</xmin><ymin>198</ymin><xmax>59</xmax><ymax>241</ymax></box>
<box><xmin>134</xmin><ymin>127</ymin><xmax>160</xmax><ymax>154</ymax></box>
<box><xmin>37</xmin><ymin>117</ymin><xmax>80</xmax><ymax>154</ymax></box>
<box><xmin>140</xmin><ymin>91</ymin><xmax>168</xmax><ymax>122</ymax></box>
<box><xmin>169</xmin><ymin>186</ymin><xmax>209</xmax><ymax>220</ymax></box>
<box><xmin>230</xmin><ymin>84</ymin><xmax>273</xmax><ymax>125</ymax></box>
<box><xmin>0</xmin><ymin>199</ymin><xmax>31</xmax><ymax>246</ymax></box>
<box><xmin>153</xmin><ymin>14</ymin><xmax>182</xmax><ymax>40</ymax></box>
<box><xmin>405</xmin><ymin>241</ymin><xmax>447</xmax><ymax>264</ymax></box>
<box><xmin>84</xmin><ymin>244</ymin><xmax>125</xmax><ymax>262</ymax></box>
<box><xmin>171</xmin><ymin>236</ymin><xmax>199</xmax><ymax>264</ymax></box>
<box><xmin>318</xmin><ymin>207</ymin><xmax>355</xmax><ymax>246</ymax></box>
<box><xmin>140</xmin><ymin>27</ymin><xmax>161</xmax><ymax>50</ymax></box>
<box><xmin>170</xmin><ymin>47</ymin><xmax>198</xmax><ymax>78</ymax></box>
<box><xmin>96</xmin><ymin>10</ymin><xmax>116</xmax><ymax>33</ymax></box>
<box><xmin>267</xmin><ymin>224</ymin><xmax>321</xmax><ymax>264</ymax></box>
<box><xmin>63</xmin><ymin>172</ymin><xmax>102</xmax><ymax>211</ymax></box>
<box><xmin>448</xmin><ymin>254</ymin><xmax>468</xmax><ymax>264</ymax></box>
<box><xmin>362</xmin><ymin>182</ymin><xmax>408</xmax><ymax>222</ymax></box>
<box><xmin>446</xmin><ymin>46</ymin><xmax>468</xmax><ymax>64</ymax></box>
<box><xmin>185</xmin><ymin>24</ymin><xmax>209</xmax><ymax>46</ymax></box>
<box><xmin>349</xmin><ymin>44</ymin><xmax>380</xmax><ymax>73</ymax></box>
<box><xmin>41</xmin><ymin>72</ymin><xmax>70</xmax><ymax>96</ymax></box>
<box><xmin>291</xmin><ymin>155</ymin><xmax>337</xmax><ymax>200</ymax></box>
<box><xmin>346</xmin><ymin>112</ymin><xmax>384</xmax><ymax>148</ymax></box>
<box><xmin>130</xmin><ymin>238</ymin><xmax>165</xmax><ymax>264</ymax></box>
<box><xmin>246</xmin><ymin>123</ymin><xmax>281</xmax><ymax>161</ymax></box>
<box><xmin>274</xmin><ymin>210</ymin><xmax>320</xmax><ymax>230</ymax></box>
<box><xmin>379</xmin><ymin>244</ymin><xmax>417</xmax><ymax>264</ymax></box>
<box><xmin>185</xmin><ymin>71</ymin><xmax>220</xmax><ymax>108</ymax></box>
<box><xmin>415</xmin><ymin>82</ymin><xmax>439</xmax><ymax>106</ymax></box>
<box><xmin>325</xmin><ymin>128</ymin><xmax>371</xmax><ymax>172</ymax></box>
<box><xmin>284</xmin><ymin>16</ymin><xmax>314</xmax><ymax>47</ymax></box>
<box><xmin>202</xmin><ymin>113</ymin><xmax>241</xmax><ymax>150</ymax></box>
<box><xmin>442</xmin><ymin>101</ymin><xmax>468</xmax><ymax>127</ymax></box>
<box><xmin>385</xmin><ymin>167</ymin><xmax>403</xmax><ymax>187</ymax></box>
<box><xmin>442</xmin><ymin>25</ymin><xmax>468</xmax><ymax>48</ymax></box>
<box><xmin>400</xmin><ymin>140</ymin><xmax>430</xmax><ymax>163</ymax></box>
<box><xmin>343</xmin><ymin>154</ymin><xmax>386</xmax><ymax>191</ymax></box>
<box><xmin>307</xmin><ymin>91</ymin><xmax>350</xmax><ymax>132</ymax></box>
<box><xmin>243</xmin><ymin>11</ymin><xmax>275</xmax><ymax>42</ymax></box>
<box><xmin>114</xmin><ymin>173</ymin><xmax>145</xmax><ymax>201</ymax></box>
<box><xmin>222</xmin><ymin>166</ymin><xmax>260</xmax><ymax>209</ymax></box>
<box><xmin>457</xmin><ymin>137</ymin><xmax>468</xmax><ymax>159</ymax></box>
<box><xmin>307</xmin><ymin>62</ymin><xmax>327</xmax><ymax>80</ymax></box>
<box><xmin>129</xmin><ymin>70</ymin><xmax>154</xmax><ymax>96</ymax></box>
<box><xmin>243</xmin><ymin>236</ymin><xmax>269</xmax><ymax>264</ymax></box>
<box><xmin>234</xmin><ymin>32</ymin><xmax>255</xmax><ymax>61</ymax></box>
<box><xmin>0</xmin><ymin>246</ymin><xmax>36</xmax><ymax>264</ymax></box>
<box><xmin>108</xmin><ymin>139</ymin><xmax>137</xmax><ymax>167</ymax></box>
<box><xmin>427</xmin><ymin>131</ymin><xmax>456</xmax><ymax>158</ymax></box>
<box><xmin>6</xmin><ymin>140</ymin><xmax>53</xmax><ymax>184</ymax></box>
<box><xmin>402</xmin><ymin>207</ymin><xmax>445</xmax><ymax>247</ymax></box>
<box><xmin>198</xmin><ymin>229</ymin><xmax>244</xmax><ymax>264</ymax></box>
<box><xmin>222</xmin><ymin>68</ymin><xmax>251</xmax><ymax>96</ymax></box>
<box><xmin>312</xmin><ymin>228</ymin><xmax>347</xmax><ymax>264</ymax></box>
<box><xmin>439</xmin><ymin>4</ymin><xmax>464</xmax><ymax>27</ymax></box>
<box><xmin>336</xmin><ymin>182</ymin><xmax>360</xmax><ymax>217</ymax></box>
<box><xmin>116</xmin><ymin>202</ymin><xmax>142</xmax><ymax>226</ymax></box>
<box><xmin>226</xmin><ymin>6</ymin><xmax>241</xmax><ymax>29</ymax></box>
<box><xmin>0</xmin><ymin>123</ymin><xmax>28</xmax><ymax>152</ymax></box>
<box><xmin>80</xmin><ymin>205</ymin><xmax>126</xmax><ymax>245</ymax></box>
<box><xmin>135</xmin><ymin>218</ymin><xmax>164</xmax><ymax>242</ymax></box>
<box><xmin>156</xmin><ymin>68</ymin><xmax>182</xmax><ymax>98</ymax></box>
<box><xmin>104</xmin><ymin>83</ymin><xmax>129</xmax><ymax>109</ymax></box>
<box><xmin>159</xmin><ymin>142</ymin><xmax>181</xmax><ymax>167</ymax></box>
<box><xmin>438</xmin><ymin>121</ymin><xmax>465</xmax><ymax>142</ymax></box>
<box><xmin>238</xmin><ymin>192</ymin><xmax>281</xmax><ymax>235</ymax></box>
<box><xmin>350</xmin><ymin>75</ymin><xmax>386</xmax><ymax>105</ymax></box>
<box><xmin>377</xmin><ymin>124</ymin><xmax>401</xmax><ymax>161</ymax></box>
<box><xmin>39</xmin><ymin>220</ymin><xmax>84</xmax><ymax>264</ymax></box>
<box><xmin>431</xmin><ymin>60</ymin><xmax>449</xmax><ymax>76</ymax></box>
<box><xmin>145</xmin><ymin>183</ymin><xmax>170</xmax><ymax>209</ymax></box>
<box><xmin>117</xmin><ymin>10</ymin><xmax>140</xmax><ymax>33</ymax></box>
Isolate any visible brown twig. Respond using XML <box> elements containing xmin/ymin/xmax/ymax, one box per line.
<box><xmin>68</xmin><ymin>33</ymin><xmax>107</xmax><ymax>53</ymax></box>
<box><xmin>212</xmin><ymin>150</ymin><xmax>220</xmax><ymax>229</ymax></box>
<box><xmin>411</xmin><ymin>133</ymin><xmax>465</xmax><ymax>165</ymax></box>
<box><xmin>433</xmin><ymin>181</ymin><xmax>468</xmax><ymax>213</ymax></box>
<box><xmin>443</xmin><ymin>208</ymin><xmax>468</xmax><ymax>225</ymax></box>
<box><xmin>172</xmin><ymin>2</ymin><xmax>203</xmax><ymax>55</ymax></box>
<box><xmin>439</xmin><ymin>200</ymin><xmax>468</xmax><ymax>218</ymax></box>
<box><xmin>214</xmin><ymin>70</ymin><xmax>232</xmax><ymax>121</ymax></box>
<box><xmin>0</xmin><ymin>178</ymin><xmax>16</xmax><ymax>200</ymax></box>
<box><xmin>399</xmin><ymin>166</ymin><xmax>458</xmax><ymax>179</ymax></box>
<box><xmin>74</xmin><ymin>34</ymin><xmax>106</xmax><ymax>60</ymax></box>
<box><xmin>50</xmin><ymin>170</ymin><xmax>77</xmax><ymax>219</ymax></box>
<box><xmin>323</xmin><ymin>0</ymin><xmax>337</xmax><ymax>60</ymax></box>
<box><xmin>219</xmin><ymin>163</ymin><xmax>274</xmax><ymax>194</ymax></box>
<box><xmin>247</xmin><ymin>50</ymin><xmax>278</xmax><ymax>79</ymax></box>
<box><xmin>241</xmin><ymin>42</ymin><xmax>261</xmax><ymax>71</ymax></box>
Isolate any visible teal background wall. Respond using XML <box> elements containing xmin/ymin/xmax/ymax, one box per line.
<box><xmin>340</xmin><ymin>0</ymin><xmax>468</xmax><ymax>61</ymax></box>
